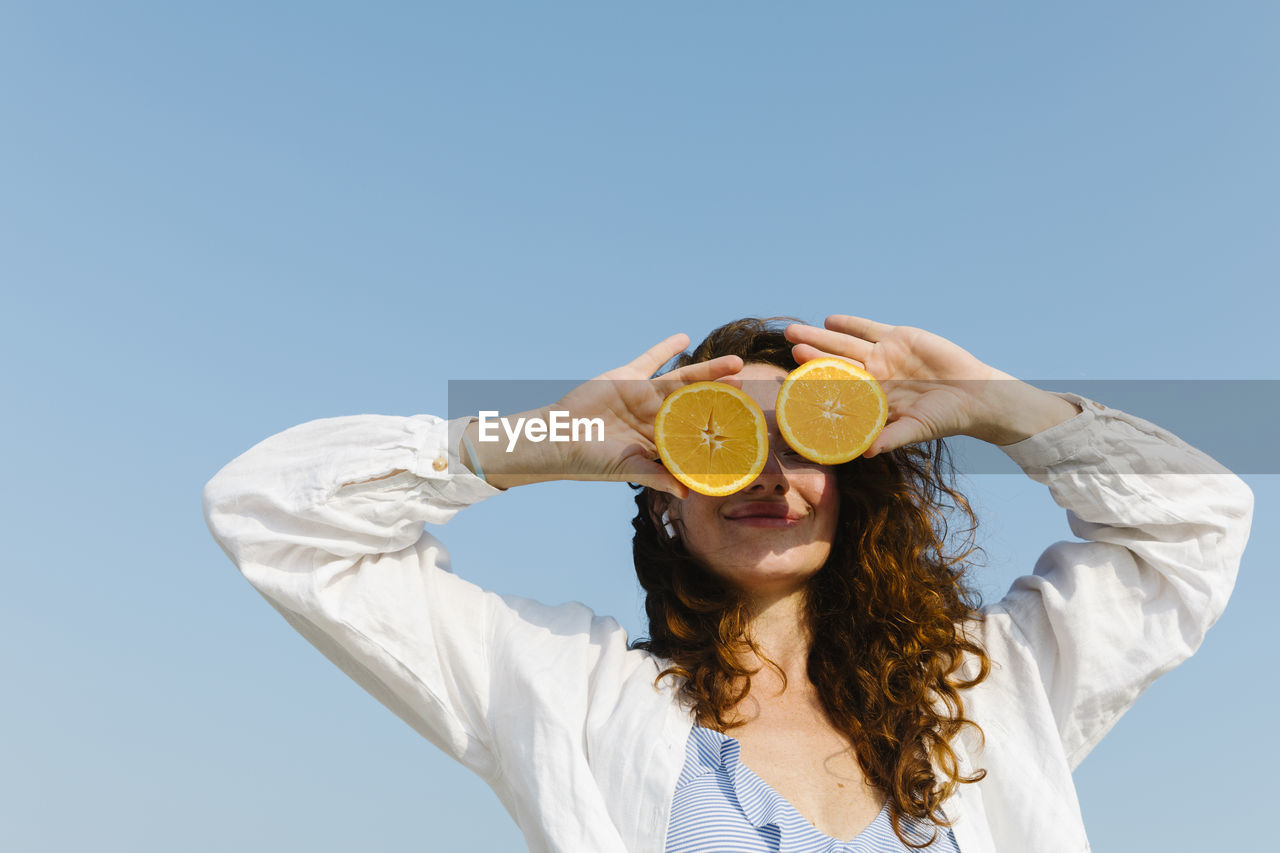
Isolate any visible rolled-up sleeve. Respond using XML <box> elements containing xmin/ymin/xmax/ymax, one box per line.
<box><xmin>983</xmin><ymin>392</ymin><xmax>1254</xmax><ymax>770</ymax></box>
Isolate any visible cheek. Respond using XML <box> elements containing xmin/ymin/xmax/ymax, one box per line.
<box><xmin>811</xmin><ymin>475</ymin><xmax>841</xmax><ymax>538</ymax></box>
<box><xmin>673</xmin><ymin>499</ymin><xmax>724</xmax><ymax>550</ymax></box>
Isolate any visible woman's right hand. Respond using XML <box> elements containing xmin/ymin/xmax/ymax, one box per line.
<box><xmin>461</xmin><ymin>334</ymin><xmax>743</xmax><ymax>497</ymax></box>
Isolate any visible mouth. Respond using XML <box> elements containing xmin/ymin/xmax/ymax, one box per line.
<box><xmin>724</xmin><ymin>503</ymin><xmax>805</xmax><ymax>527</ymax></box>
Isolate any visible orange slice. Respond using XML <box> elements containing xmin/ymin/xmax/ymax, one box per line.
<box><xmin>654</xmin><ymin>381</ymin><xmax>769</xmax><ymax>496</ymax></box>
<box><xmin>776</xmin><ymin>358</ymin><xmax>888</xmax><ymax>464</ymax></box>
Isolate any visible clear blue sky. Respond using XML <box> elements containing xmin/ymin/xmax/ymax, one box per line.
<box><xmin>2</xmin><ymin>3</ymin><xmax>1276</xmax><ymax>850</ymax></box>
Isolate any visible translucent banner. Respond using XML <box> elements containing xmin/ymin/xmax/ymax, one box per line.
<box><xmin>447</xmin><ymin>379</ymin><xmax>1278</xmax><ymax>475</ymax></box>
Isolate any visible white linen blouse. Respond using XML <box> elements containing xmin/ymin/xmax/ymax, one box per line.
<box><xmin>202</xmin><ymin>392</ymin><xmax>1253</xmax><ymax>853</ymax></box>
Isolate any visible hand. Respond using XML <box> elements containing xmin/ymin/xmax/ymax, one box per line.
<box><xmin>466</xmin><ymin>334</ymin><xmax>743</xmax><ymax>496</ymax></box>
<box><xmin>784</xmin><ymin>315</ymin><xmax>1080</xmax><ymax>456</ymax></box>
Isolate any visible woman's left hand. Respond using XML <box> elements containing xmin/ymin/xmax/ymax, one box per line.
<box><xmin>784</xmin><ymin>315</ymin><xmax>1081</xmax><ymax>457</ymax></box>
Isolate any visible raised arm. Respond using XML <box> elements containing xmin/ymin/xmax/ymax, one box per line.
<box><xmin>985</xmin><ymin>394</ymin><xmax>1253</xmax><ymax>768</ymax></box>
<box><xmin>785</xmin><ymin>314</ymin><xmax>1255</xmax><ymax>767</ymax></box>
<box><xmin>202</xmin><ymin>413</ymin><xmax>510</xmax><ymax>776</ymax></box>
<box><xmin>200</xmin><ymin>335</ymin><xmax>745</xmax><ymax>783</ymax></box>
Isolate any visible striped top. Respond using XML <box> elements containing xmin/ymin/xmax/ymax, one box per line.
<box><xmin>666</xmin><ymin>726</ymin><xmax>962</xmax><ymax>853</ymax></box>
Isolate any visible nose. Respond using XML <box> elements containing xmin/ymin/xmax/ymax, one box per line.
<box><xmin>746</xmin><ymin>448</ymin><xmax>790</xmax><ymax>494</ymax></box>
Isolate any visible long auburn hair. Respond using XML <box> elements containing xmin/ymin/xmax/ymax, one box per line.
<box><xmin>631</xmin><ymin>318</ymin><xmax>991</xmax><ymax>848</ymax></box>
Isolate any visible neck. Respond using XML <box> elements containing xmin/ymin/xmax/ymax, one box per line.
<box><xmin>737</xmin><ymin>586</ymin><xmax>813</xmax><ymax>695</ymax></box>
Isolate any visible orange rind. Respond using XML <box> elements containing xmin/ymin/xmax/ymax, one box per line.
<box><xmin>654</xmin><ymin>382</ymin><xmax>769</xmax><ymax>496</ymax></box>
<box><xmin>776</xmin><ymin>358</ymin><xmax>887</xmax><ymax>465</ymax></box>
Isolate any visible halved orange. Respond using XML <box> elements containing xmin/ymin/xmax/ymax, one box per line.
<box><xmin>776</xmin><ymin>358</ymin><xmax>887</xmax><ymax>464</ymax></box>
<box><xmin>654</xmin><ymin>382</ymin><xmax>769</xmax><ymax>496</ymax></box>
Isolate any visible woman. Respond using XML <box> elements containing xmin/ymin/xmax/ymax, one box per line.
<box><xmin>203</xmin><ymin>315</ymin><xmax>1253</xmax><ymax>852</ymax></box>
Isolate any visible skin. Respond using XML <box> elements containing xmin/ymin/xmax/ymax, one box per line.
<box><xmin>450</xmin><ymin>315</ymin><xmax>1081</xmax><ymax>840</ymax></box>
<box><xmin>663</xmin><ymin>363</ymin><xmax>841</xmax><ymax>609</ymax></box>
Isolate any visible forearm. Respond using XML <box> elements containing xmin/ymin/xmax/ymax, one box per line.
<box><xmin>989</xmin><ymin>392</ymin><xmax>1253</xmax><ymax>765</ymax></box>
<box><xmin>205</xmin><ymin>414</ymin><xmax>498</xmax><ymax>564</ymax></box>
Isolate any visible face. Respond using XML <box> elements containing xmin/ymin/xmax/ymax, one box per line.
<box><xmin>665</xmin><ymin>363</ymin><xmax>841</xmax><ymax>601</ymax></box>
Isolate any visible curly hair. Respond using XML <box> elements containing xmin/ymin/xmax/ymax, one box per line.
<box><xmin>630</xmin><ymin>318</ymin><xmax>992</xmax><ymax>848</ymax></box>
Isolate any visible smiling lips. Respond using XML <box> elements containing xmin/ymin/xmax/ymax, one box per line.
<box><xmin>724</xmin><ymin>502</ymin><xmax>805</xmax><ymax>525</ymax></box>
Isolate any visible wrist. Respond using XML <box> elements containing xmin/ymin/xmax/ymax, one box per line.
<box><xmin>965</xmin><ymin>372</ymin><xmax>1082</xmax><ymax>446</ymax></box>
<box><xmin>460</xmin><ymin>405</ymin><xmax>567</xmax><ymax>489</ymax></box>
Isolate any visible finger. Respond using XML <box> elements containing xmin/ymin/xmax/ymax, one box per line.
<box><xmin>865</xmin><ymin>418</ymin><xmax>925</xmax><ymax>458</ymax></box>
<box><xmin>789</xmin><ymin>342</ymin><xmax>867</xmax><ymax>371</ymax></box>
<box><xmin>785</xmin><ymin>323</ymin><xmax>875</xmax><ymax>364</ymax></box>
<box><xmin>653</xmin><ymin>354</ymin><xmax>743</xmax><ymax>396</ymax></box>
<box><xmin>623</xmin><ymin>458</ymin><xmax>690</xmax><ymax>498</ymax></box>
<box><xmin>825</xmin><ymin>314</ymin><xmax>895</xmax><ymax>343</ymax></box>
<box><xmin>627</xmin><ymin>333</ymin><xmax>691</xmax><ymax>378</ymax></box>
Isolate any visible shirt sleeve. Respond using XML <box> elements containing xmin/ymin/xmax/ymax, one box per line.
<box><xmin>201</xmin><ymin>413</ymin><xmax>509</xmax><ymax>779</ymax></box>
<box><xmin>981</xmin><ymin>392</ymin><xmax>1254</xmax><ymax>770</ymax></box>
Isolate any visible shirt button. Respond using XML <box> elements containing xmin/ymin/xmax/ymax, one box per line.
<box><xmin>432</xmin><ymin>455</ymin><xmax>449</xmax><ymax>472</ymax></box>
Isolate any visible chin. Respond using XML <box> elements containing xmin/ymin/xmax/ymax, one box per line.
<box><xmin>716</xmin><ymin>563</ymin><xmax>824</xmax><ymax>595</ymax></box>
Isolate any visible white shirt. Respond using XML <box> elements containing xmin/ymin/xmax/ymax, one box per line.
<box><xmin>202</xmin><ymin>392</ymin><xmax>1253</xmax><ymax>853</ymax></box>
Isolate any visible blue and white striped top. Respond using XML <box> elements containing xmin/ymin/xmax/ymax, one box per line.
<box><xmin>666</xmin><ymin>726</ymin><xmax>962</xmax><ymax>853</ymax></box>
